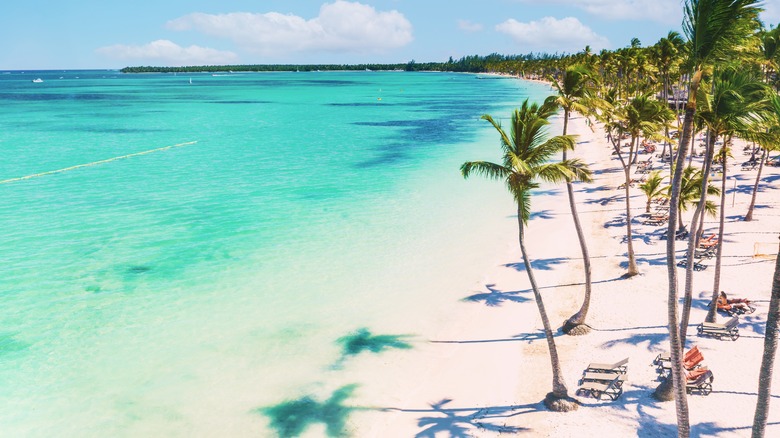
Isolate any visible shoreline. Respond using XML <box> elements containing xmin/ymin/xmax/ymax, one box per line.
<box><xmin>344</xmin><ymin>98</ymin><xmax>780</xmax><ymax>436</ymax></box>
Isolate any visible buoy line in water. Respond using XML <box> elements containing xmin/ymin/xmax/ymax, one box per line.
<box><xmin>0</xmin><ymin>140</ymin><xmax>198</xmax><ymax>185</ymax></box>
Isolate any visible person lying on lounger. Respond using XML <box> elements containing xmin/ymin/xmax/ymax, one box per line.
<box><xmin>717</xmin><ymin>291</ymin><xmax>755</xmax><ymax>314</ymax></box>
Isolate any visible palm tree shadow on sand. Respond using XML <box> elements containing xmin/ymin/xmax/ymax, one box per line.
<box><xmin>504</xmin><ymin>257</ymin><xmax>569</xmax><ymax>272</ymax></box>
<box><xmin>429</xmin><ymin>330</ymin><xmax>547</xmax><ymax>345</ymax></box>
<box><xmin>386</xmin><ymin>398</ymin><xmax>532</xmax><ymax>437</ymax></box>
<box><xmin>462</xmin><ymin>284</ymin><xmax>531</xmax><ymax>307</ymax></box>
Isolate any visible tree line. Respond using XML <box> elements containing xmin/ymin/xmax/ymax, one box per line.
<box><xmin>119</xmin><ymin>53</ymin><xmax>564</xmax><ymax>74</ymax></box>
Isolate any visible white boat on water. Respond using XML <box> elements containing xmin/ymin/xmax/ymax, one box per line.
<box><xmin>32</xmin><ymin>78</ymin><xmax>43</xmax><ymax>83</ymax></box>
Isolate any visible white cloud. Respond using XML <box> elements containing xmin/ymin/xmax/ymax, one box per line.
<box><xmin>516</xmin><ymin>0</ymin><xmax>681</xmax><ymax>24</ymax></box>
<box><xmin>496</xmin><ymin>17</ymin><xmax>610</xmax><ymax>53</ymax></box>
<box><xmin>96</xmin><ymin>40</ymin><xmax>238</xmax><ymax>65</ymax></box>
<box><xmin>458</xmin><ymin>19</ymin><xmax>484</xmax><ymax>33</ymax></box>
<box><xmin>166</xmin><ymin>1</ymin><xmax>413</xmax><ymax>55</ymax></box>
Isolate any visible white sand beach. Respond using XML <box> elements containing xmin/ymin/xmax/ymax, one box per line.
<box><xmin>335</xmin><ymin>111</ymin><xmax>780</xmax><ymax>437</ymax></box>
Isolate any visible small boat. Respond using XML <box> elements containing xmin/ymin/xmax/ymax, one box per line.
<box><xmin>32</xmin><ymin>78</ymin><xmax>43</xmax><ymax>83</ymax></box>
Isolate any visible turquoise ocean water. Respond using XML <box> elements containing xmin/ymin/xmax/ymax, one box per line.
<box><xmin>0</xmin><ymin>70</ymin><xmax>552</xmax><ymax>436</ymax></box>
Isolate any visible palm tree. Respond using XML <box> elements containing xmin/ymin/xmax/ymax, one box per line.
<box><xmin>461</xmin><ymin>100</ymin><xmax>591</xmax><ymax>411</ymax></box>
<box><xmin>746</xmin><ymin>93</ymin><xmax>780</xmax><ymax>222</ymax></box>
<box><xmin>696</xmin><ymin>67</ymin><xmax>770</xmax><ymax>323</ymax></box>
<box><xmin>652</xmin><ymin>31</ymin><xmax>686</xmax><ymax>159</ymax></box>
<box><xmin>612</xmin><ymin>93</ymin><xmax>673</xmax><ymax>277</ymax></box>
<box><xmin>674</xmin><ymin>166</ymin><xmax>719</xmax><ymax>231</ymax></box>
<box><xmin>638</xmin><ymin>171</ymin><xmax>668</xmax><ymax>213</ymax></box>
<box><xmin>752</xmin><ymin>237</ymin><xmax>780</xmax><ymax>437</ymax></box>
<box><xmin>660</xmin><ymin>2</ymin><xmax>762</xmax><ymax>432</ymax></box>
<box><xmin>678</xmin><ymin>157</ymin><xmax>724</xmax><ymax>346</ymax></box>
<box><xmin>756</xmin><ymin>26</ymin><xmax>780</xmax><ymax>86</ymax></box>
<box><xmin>547</xmin><ymin>65</ymin><xmax>601</xmax><ymax>335</ymax></box>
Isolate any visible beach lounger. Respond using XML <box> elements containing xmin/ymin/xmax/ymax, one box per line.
<box><xmin>580</xmin><ymin>371</ymin><xmax>627</xmax><ymax>388</ymax></box>
<box><xmin>644</xmin><ymin>214</ymin><xmax>669</xmax><ymax>226</ymax></box>
<box><xmin>741</xmin><ymin>160</ymin><xmax>758</xmax><ymax>171</ymax></box>
<box><xmin>672</xmin><ymin>227</ymin><xmax>688</xmax><ymax>240</ymax></box>
<box><xmin>654</xmin><ymin>345</ymin><xmax>703</xmax><ymax>367</ymax></box>
<box><xmin>654</xmin><ymin>204</ymin><xmax>670</xmax><ymax>213</ymax></box>
<box><xmin>658</xmin><ymin>227</ymin><xmax>688</xmax><ymax>241</ymax></box>
<box><xmin>585</xmin><ymin>357</ymin><xmax>628</xmax><ymax>374</ymax></box>
<box><xmin>576</xmin><ymin>375</ymin><xmax>624</xmax><ymax>401</ymax></box>
<box><xmin>686</xmin><ymin>369</ymin><xmax>714</xmax><ymax>395</ymax></box>
<box><xmin>698</xmin><ymin>239</ymin><xmax>719</xmax><ymax>250</ymax></box>
<box><xmin>697</xmin><ymin>234</ymin><xmax>718</xmax><ymax>249</ymax></box>
<box><xmin>716</xmin><ymin>292</ymin><xmax>756</xmax><ymax>316</ymax></box>
<box><xmin>697</xmin><ymin>316</ymin><xmax>740</xmax><ymax>341</ymax></box>
<box><xmin>677</xmin><ymin>257</ymin><xmax>707</xmax><ymax>271</ymax></box>
<box><xmin>656</xmin><ymin>346</ymin><xmax>704</xmax><ymax>376</ymax></box>
<box><xmin>694</xmin><ymin>246</ymin><xmax>716</xmax><ymax>259</ymax></box>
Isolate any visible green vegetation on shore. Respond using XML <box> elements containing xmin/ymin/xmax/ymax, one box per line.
<box><xmin>119</xmin><ymin>53</ymin><xmax>558</xmax><ymax>74</ymax></box>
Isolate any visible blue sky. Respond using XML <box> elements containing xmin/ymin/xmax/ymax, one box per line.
<box><xmin>2</xmin><ymin>0</ymin><xmax>779</xmax><ymax>69</ymax></box>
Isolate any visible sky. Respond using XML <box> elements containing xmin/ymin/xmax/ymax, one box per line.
<box><xmin>2</xmin><ymin>0</ymin><xmax>779</xmax><ymax>70</ymax></box>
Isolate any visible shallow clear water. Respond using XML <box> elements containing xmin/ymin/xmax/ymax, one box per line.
<box><xmin>0</xmin><ymin>70</ymin><xmax>552</xmax><ymax>436</ymax></box>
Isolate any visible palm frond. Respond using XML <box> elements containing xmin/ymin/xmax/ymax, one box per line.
<box><xmin>535</xmin><ymin>162</ymin><xmax>576</xmax><ymax>184</ymax></box>
<box><xmin>684</xmin><ymin>0</ymin><xmax>763</xmax><ymax>67</ymax></box>
<box><xmin>703</xmin><ymin>199</ymin><xmax>719</xmax><ymax>217</ymax></box>
<box><xmin>481</xmin><ymin>114</ymin><xmax>513</xmax><ymax>153</ymax></box>
<box><xmin>460</xmin><ymin>161</ymin><xmax>509</xmax><ymax>181</ymax></box>
<box><xmin>560</xmin><ymin>158</ymin><xmax>594</xmax><ymax>183</ymax></box>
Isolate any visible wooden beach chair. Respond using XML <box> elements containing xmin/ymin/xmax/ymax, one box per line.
<box><xmin>694</xmin><ymin>246</ymin><xmax>716</xmax><ymax>259</ymax></box>
<box><xmin>697</xmin><ymin>316</ymin><xmax>740</xmax><ymax>341</ymax></box>
<box><xmin>677</xmin><ymin>257</ymin><xmax>707</xmax><ymax>271</ymax></box>
<box><xmin>698</xmin><ymin>239</ymin><xmax>719</xmax><ymax>250</ymax></box>
<box><xmin>580</xmin><ymin>371</ymin><xmax>627</xmax><ymax>388</ymax></box>
<box><xmin>674</xmin><ymin>228</ymin><xmax>689</xmax><ymax>240</ymax></box>
<box><xmin>576</xmin><ymin>375</ymin><xmax>624</xmax><ymax>401</ymax></box>
<box><xmin>716</xmin><ymin>292</ymin><xmax>756</xmax><ymax>316</ymax></box>
<box><xmin>655</xmin><ymin>346</ymin><xmax>704</xmax><ymax>377</ymax></box>
<box><xmin>741</xmin><ymin>160</ymin><xmax>758</xmax><ymax>171</ymax></box>
<box><xmin>644</xmin><ymin>214</ymin><xmax>669</xmax><ymax>226</ymax></box>
<box><xmin>685</xmin><ymin>368</ymin><xmax>714</xmax><ymax>395</ymax></box>
<box><xmin>585</xmin><ymin>357</ymin><xmax>628</xmax><ymax>374</ymax></box>
<box><xmin>697</xmin><ymin>234</ymin><xmax>718</xmax><ymax>249</ymax></box>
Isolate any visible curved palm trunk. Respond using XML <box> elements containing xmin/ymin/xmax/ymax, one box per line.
<box><xmin>745</xmin><ymin>148</ymin><xmax>768</xmax><ymax>221</ymax></box>
<box><xmin>517</xmin><ymin>208</ymin><xmax>570</xmax><ymax>402</ymax></box>
<box><xmin>623</xmin><ymin>159</ymin><xmax>639</xmax><ymax>277</ymax></box>
<box><xmin>661</xmin><ymin>71</ymin><xmax>702</xmax><ymax>438</ymax></box>
<box><xmin>712</xmin><ymin>153</ymin><xmax>729</xmax><ymax>301</ymax></box>
<box><xmin>661</xmin><ymin>73</ymin><xmax>670</xmax><ymax>159</ymax></box>
<box><xmin>616</xmin><ymin>134</ymin><xmax>639</xmax><ymax>277</ymax></box>
<box><xmin>561</xmin><ymin>110</ymin><xmax>594</xmax><ymax>333</ymax></box>
<box><xmin>683</xmin><ymin>135</ymin><xmax>715</xmax><ymax>332</ymax></box>
<box><xmin>563</xmin><ymin>180</ymin><xmax>593</xmax><ymax>329</ymax></box>
<box><xmin>752</xmin><ymin>238</ymin><xmax>780</xmax><ymax>437</ymax></box>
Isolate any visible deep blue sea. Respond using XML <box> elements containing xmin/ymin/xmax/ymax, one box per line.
<box><xmin>0</xmin><ymin>69</ymin><xmax>552</xmax><ymax>436</ymax></box>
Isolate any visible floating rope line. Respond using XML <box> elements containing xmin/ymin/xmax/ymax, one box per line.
<box><xmin>0</xmin><ymin>140</ymin><xmax>198</xmax><ymax>185</ymax></box>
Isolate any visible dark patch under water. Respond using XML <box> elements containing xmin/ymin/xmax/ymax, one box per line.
<box><xmin>210</xmin><ymin>100</ymin><xmax>275</xmax><ymax>105</ymax></box>
<box><xmin>326</xmin><ymin>102</ymin><xmax>387</xmax><ymax>107</ymax></box>
<box><xmin>0</xmin><ymin>92</ymin><xmax>130</xmax><ymax>102</ymax></box>
<box><xmin>353</xmin><ymin>150</ymin><xmax>408</xmax><ymax>169</ymax></box>
<box><xmin>260</xmin><ymin>385</ymin><xmax>357</xmax><ymax>437</ymax></box>
<box><xmin>337</xmin><ymin>328</ymin><xmax>412</xmax><ymax>357</ymax></box>
<box><xmin>126</xmin><ymin>265</ymin><xmax>152</xmax><ymax>274</ymax></box>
